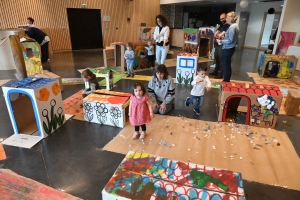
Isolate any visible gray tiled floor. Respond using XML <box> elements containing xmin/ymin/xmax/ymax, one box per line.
<box><xmin>0</xmin><ymin>48</ymin><xmax>300</xmax><ymax>200</ymax></box>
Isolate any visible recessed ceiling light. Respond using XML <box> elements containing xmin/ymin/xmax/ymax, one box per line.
<box><xmin>254</xmin><ymin>1</ymin><xmax>259</xmax><ymax>2</ymax></box>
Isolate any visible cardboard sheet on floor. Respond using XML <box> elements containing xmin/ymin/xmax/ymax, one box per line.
<box><xmin>210</xmin><ymin>78</ymin><xmax>253</xmax><ymax>84</ymax></box>
<box><xmin>103</xmin><ymin>115</ymin><xmax>300</xmax><ymax>191</ymax></box>
<box><xmin>0</xmin><ymin>169</ymin><xmax>81</xmax><ymax>199</ymax></box>
<box><xmin>0</xmin><ymin>79</ymin><xmax>10</xmax><ymax>86</ymax></box>
<box><xmin>122</xmin><ymin>75</ymin><xmax>152</xmax><ymax>81</ymax></box>
<box><xmin>0</xmin><ymin>144</ymin><xmax>6</xmax><ymax>161</ymax></box>
<box><xmin>247</xmin><ymin>72</ymin><xmax>260</xmax><ymax>78</ymax></box>
<box><xmin>1</xmin><ymin>134</ymin><xmax>42</xmax><ymax>149</ymax></box>
<box><xmin>63</xmin><ymin>90</ymin><xmax>83</xmax><ymax>115</ymax></box>
<box><xmin>253</xmin><ymin>76</ymin><xmax>300</xmax><ymax>91</ymax></box>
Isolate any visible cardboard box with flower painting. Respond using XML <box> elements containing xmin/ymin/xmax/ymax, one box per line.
<box><xmin>1</xmin><ymin>77</ymin><xmax>65</xmax><ymax>148</ymax></box>
<box><xmin>82</xmin><ymin>90</ymin><xmax>131</xmax><ymax>128</ymax></box>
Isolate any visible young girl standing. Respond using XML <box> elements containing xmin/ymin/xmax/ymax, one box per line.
<box><xmin>81</xmin><ymin>69</ymin><xmax>100</xmax><ymax>98</ymax></box>
<box><xmin>129</xmin><ymin>82</ymin><xmax>154</xmax><ymax>139</ymax></box>
<box><xmin>124</xmin><ymin>42</ymin><xmax>135</xmax><ymax>78</ymax></box>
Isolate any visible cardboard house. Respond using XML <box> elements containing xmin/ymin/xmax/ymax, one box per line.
<box><xmin>2</xmin><ymin>77</ymin><xmax>65</xmax><ymax>148</ymax></box>
<box><xmin>102</xmin><ymin>151</ymin><xmax>245</xmax><ymax>200</ymax></box>
<box><xmin>182</xmin><ymin>28</ymin><xmax>199</xmax><ymax>54</ymax></box>
<box><xmin>218</xmin><ymin>82</ymin><xmax>282</xmax><ymax>129</ymax></box>
<box><xmin>82</xmin><ymin>90</ymin><xmax>131</xmax><ymax>128</ymax></box>
<box><xmin>258</xmin><ymin>54</ymin><xmax>298</xmax><ymax>79</ymax></box>
<box><xmin>199</xmin><ymin>27</ymin><xmax>215</xmax><ymax>58</ymax></box>
<box><xmin>176</xmin><ymin>52</ymin><xmax>198</xmax><ymax>84</ymax></box>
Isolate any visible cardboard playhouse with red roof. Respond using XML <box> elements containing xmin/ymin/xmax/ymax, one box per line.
<box><xmin>218</xmin><ymin>82</ymin><xmax>283</xmax><ymax>129</ymax></box>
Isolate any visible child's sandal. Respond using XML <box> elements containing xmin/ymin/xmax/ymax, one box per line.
<box><xmin>132</xmin><ymin>132</ymin><xmax>140</xmax><ymax>140</ymax></box>
<box><xmin>140</xmin><ymin>131</ymin><xmax>146</xmax><ymax>139</ymax></box>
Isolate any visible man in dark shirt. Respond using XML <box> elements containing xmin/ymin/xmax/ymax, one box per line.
<box><xmin>209</xmin><ymin>13</ymin><xmax>230</xmax><ymax>78</ymax></box>
<box><xmin>25</xmin><ymin>27</ymin><xmax>50</xmax><ymax>63</ymax></box>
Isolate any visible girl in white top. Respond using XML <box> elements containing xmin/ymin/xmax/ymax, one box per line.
<box><xmin>185</xmin><ymin>64</ymin><xmax>211</xmax><ymax>115</ymax></box>
<box><xmin>153</xmin><ymin>14</ymin><xmax>170</xmax><ymax>65</ymax></box>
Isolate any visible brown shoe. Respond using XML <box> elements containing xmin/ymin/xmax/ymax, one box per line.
<box><xmin>132</xmin><ymin>131</ymin><xmax>140</xmax><ymax>140</ymax></box>
<box><xmin>139</xmin><ymin>131</ymin><xmax>146</xmax><ymax>139</ymax></box>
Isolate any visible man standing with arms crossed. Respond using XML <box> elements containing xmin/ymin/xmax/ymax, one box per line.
<box><xmin>209</xmin><ymin>13</ymin><xmax>230</xmax><ymax>78</ymax></box>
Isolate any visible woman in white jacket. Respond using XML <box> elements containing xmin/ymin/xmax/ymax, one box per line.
<box><xmin>154</xmin><ymin>14</ymin><xmax>170</xmax><ymax>65</ymax></box>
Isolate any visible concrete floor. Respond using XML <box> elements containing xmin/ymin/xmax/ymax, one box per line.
<box><xmin>0</xmin><ymin>48</ymin><xmax>300</xmax><ymax>200</ymax></box>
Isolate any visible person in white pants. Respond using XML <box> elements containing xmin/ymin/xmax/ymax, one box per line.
<box><xmin>154</xmin><ymin>14</ymin><xmax>170</xmax><ymax>65</ymax></box>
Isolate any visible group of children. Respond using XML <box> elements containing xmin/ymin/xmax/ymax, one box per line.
<box><xmin>81</xmin><ymin>46</ymin><xmax>211</xmax><ymax>140</ymax></box>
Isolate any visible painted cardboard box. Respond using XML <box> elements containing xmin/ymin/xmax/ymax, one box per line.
<box><xmin>82</xmin><ymin>90</ymin><xmax>131</xmax><ymax>128</ymax></box>
<box><xmin>199</xmin><ymin>27</ymin><xmax>216</xmax><ymax>58</ymax></box>
<box><xmin>176</xmin><ymin>53</ymin><xmax>198</xmax><ymax>84</ymax></box>
<box><xmin>138</xmin><ymin>26</ymin><xmax>155</xmax><ymax>42</ymax></box>
<box><xmin>102</xmin><ymin>151</ymin><xmax>245</xmax><ymax>200</ymax></box>
<box><xmin>218</xmin><ymin>82</ymin><xmax>282</xmax><ymax>129</ymax></box>
<box><xmin>21</xmin><ymin>40</ymin><xmax>43</xmax><ymax>76</ymax></box>
<box><xmin>2</xmin><ymin>77</ymin><xmax>65</xmax><ymax>148</ymax></box>
<box><xmin>183</xmin><ymin>28</ymin><xmax>199</xmax><ymax>54</ymax></box>
<box><xmin>258</xmin><ymin>54</ymin><xmax>298</xmax><ymax>79</ymax></box>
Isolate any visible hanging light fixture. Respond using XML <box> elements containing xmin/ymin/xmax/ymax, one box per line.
<box><xmin>240</xmin><ymin>0</ymin><xmax>249</xmax><ymax>8</ymax></box>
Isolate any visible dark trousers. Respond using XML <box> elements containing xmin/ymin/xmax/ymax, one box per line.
<box><xmin>148</xmin><ymin>55</ymin><xmax>155</xmax><ymax>68</ymax></box>
<box><xmin>41</xmin><ymin>42</ymin><xmax>49</xmax><ymax>62</ymax></box>
<box><xmin>135</xmin><ymin>124</ymin><xmax>146</xmax><ymax>132</ymax></box>
<box><xmin>214</xmin><ymin>45</ymin><xmax>223</xmax><ymax>74</ymax></box>
<box><xmin>222</xmin><ymin>47</ymin><xmax>235</xmax><ymax>82</ymax></box>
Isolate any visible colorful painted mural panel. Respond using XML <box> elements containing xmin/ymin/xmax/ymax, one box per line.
<box><xmin>21</xmin><ymin>41</ymin><xmax>43</xmax><ymax>76</ymax></box>
<box><xmin>102</xmin><ymin>151</ymin><xmax>245</xmax><ymax>199</ymax></box>
<box><xmin>138</xmin><ymin>27</ymin><xmax>155</xmax><ymax>42</ymax></box>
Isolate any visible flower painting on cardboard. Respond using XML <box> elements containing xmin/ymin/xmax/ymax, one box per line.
<box><xmin>37</xmin><ymin>88</ymin><xmax>50</xmax><ymax>101</ymax></box>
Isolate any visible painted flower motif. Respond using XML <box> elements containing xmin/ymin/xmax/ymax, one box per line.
<box><xmin>94</xmin><ymin>103</ymin><xmax>108</xmax><ymax>117</ymax></box>
<box><xmin>52</xmin><ymin>82</ymin><xmax>61</xmax><ymax>96</ymax></box>
<box><xmin>50</xmin><ymin>99</ymin><xmax>56</xmax><ymax>107</ymax></box>
<box><xmin>57</xmin><ymin>107</ymin><xmax>63</xmax><ymax>115</ymax></box>
<box><xmin>83</xmin><ymin>103</ymin><xmax>93</xmax><ymax>114</ymax></box>
<box><xmin>110</xmin><ymin>107</ymin><xmax>121</xmax><ymax>119</ymax></box>
<box><xmin>184</xmin><ymin>33</ymin><xmax>188</xmax><ymax>40</ymax></box>
<box><xmin>37</xmin><ymin>88</ymin><xmax>50</xmax><ymax>101</ymax></box>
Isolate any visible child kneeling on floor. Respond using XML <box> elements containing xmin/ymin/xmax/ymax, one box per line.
<box><xmin>129</xmin><ymin>82</ymin><xmax>154</xmax><ymax>139</ymax></box>
<box><xmin>185</xmin><ymin>64</ymin><xmax>211</xmax><ymax>115</ymax></box>
<box><xmin>81</xmin><ymin>69</ymin><xmax>100</xmax><ymax>98</ymax></box>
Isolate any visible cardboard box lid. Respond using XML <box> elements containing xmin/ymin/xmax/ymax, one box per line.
<box><xmin>3</xmin><ymin>77</ymin><xmax>56</xmax><ymax>89</ymax></box>
<box><xmin>83</xmin><ymin>93</ymin><xmax>130</xmax><ymax>105</ymax></box>
<box><xmin>221</xmin><ymin>82</ymin><xmax>282</xmax><ymax>97</ymax></box>
<box><xmin>94</xmin><ymin>90</ymin><xmax>131</xmax><ymax>97</ymax></box>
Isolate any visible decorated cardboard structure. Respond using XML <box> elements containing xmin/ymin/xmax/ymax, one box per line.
<box><xmin>112</xmin><ymin>41</ymin><xmax>153</xmax><ymax>72</ymax></box>
<box><xmin>258</xmin><ymin>54</ymin><xmax>298</xmax><ymax>79</ymax></box>
<box><xmin>182</xmin><ymin>28</ymin><xmax>199</xmax><ymax>54</ymax></box>
<box><xmin>176</xmin><ymin>52</ymin><xmax>198</xmax><ymax>84</ymax></box>
<box><xmin>138</xmin><ymin>26</ymin><xmax>155</xmax><ymax>42</ymax></box>
<box><xmin>102</xmin><ymin>151</ymin><xmax>245</xmax><ymax>200</ymax></box>
<box><xmin>21</xmin><ymin>40</ymin><xmax>43</xmax><ymax>76</ymax></box>
<box><xmin>82</xmin><ymin>90</ymin><xmax>131</xmax><ymax>128</ymax></box>
<box><xmin>218</xmin><ymin>82</ymin><xmax>282</xmax><ymax>129</ymax></box>
<box><xmin>2</xmin><ymin>77</ymin><xmax>65</xmax><ymax>148</ymax></box>
<box><xmin>199</xmin><ymin>27</ymin><xmax>215</xmax><ymax>58</ymax></box>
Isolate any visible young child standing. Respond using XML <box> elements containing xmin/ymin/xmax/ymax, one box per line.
<box><xmin>129</xmin><ymin>82</ymin><xmax>154</xmax><ymax>139</ymax></box>
<box><xmin>81</xmin><ymin>69</ymin><xmax>100</xmax><ymax>98</ymax></box>
<box><xmin>124</xmin><ymin>42</ymin><xmax>135</xmax><ymax>78</ymax></box>
<box><xmin>144</xmin><ymin>40</ymin><xmax>155</xmax><ymax>69</ymax></box>
<box><xmin>185</xmin><ymin>64</ymin><xmax>211</xmax><ymax>115</ymax></box>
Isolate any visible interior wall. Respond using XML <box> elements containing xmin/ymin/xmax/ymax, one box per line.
<box><xmin>0</xmin><ymin>0</ymin><xmax>160</xmax><ymax>51</ymax></box>
<box><xmin>244</xmin><ymin>1</ymin><xmax>283</xmax><ymax>48</ymax></box>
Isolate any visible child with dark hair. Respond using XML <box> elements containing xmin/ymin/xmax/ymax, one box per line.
<box><xmin>124</xmin><ymin>42</ymin><xmax>135</xmax><ymax>78</ymax></box>
<box><xmin>81</xmin><ymin>69</ymin><xmax>100</xmax><ymax>98</ymax></box>
<box><xmin>129</xmin><ymin>82</ymin><xmax>154</xmax><ymax>139</ymax></box>
<box><xmin>185</xmin><ymin>64</ymin><xmax>211</xmax><ymax>115</ymax></box>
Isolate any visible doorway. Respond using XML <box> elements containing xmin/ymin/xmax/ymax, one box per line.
<box><xmin>237</xmin><ymin>12</ymin><xmax>250</xmax><ymax>49</ymax></box>
<box><xmin>67</xmin><ymin>8</ymin><xmax>103</xmax><ymax>50</ymax></box>
<box><xmin>258</xmin><ymin>12</ymin><xmax>281</xmax><ymax>50</ymax></box>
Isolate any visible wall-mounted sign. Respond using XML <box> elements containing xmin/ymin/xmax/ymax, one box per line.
<box><xmin>103</xmin><ymin>16</ymin><xmax>111</xmax><ymax>22</ymax></box>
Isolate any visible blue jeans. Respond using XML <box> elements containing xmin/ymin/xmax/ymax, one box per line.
<box><xmin>222</xmin><ymin>47</ymin><xmax>235</xmax><ymax>82</ymax></box>
<box><xmin>153</xmin><ymin>99</ymin><xmax>174</xmax><ymax>115</ymax></box>
<box><xmin>156</xmin><ymin>45</ymin><xmax>169</xmax><ymax>65</ymax></box>
<box><xmin>126</xmin><ymin>61</ymin><xmax>134</xmax><ymax>74</ymax></box>
<box><xmin>187</xmin><ymin>95</ymin><xmax>204</xmax><ymax>111</ymax></box>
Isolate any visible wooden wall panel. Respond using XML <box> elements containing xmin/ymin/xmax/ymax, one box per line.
<box><xmin>0</xmin><ymin>0</ymin><xmax>160</xmax><ymax>51</ymax></box>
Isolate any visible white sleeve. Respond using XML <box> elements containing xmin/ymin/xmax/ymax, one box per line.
<box><xmin>163</xmin><ymin>26</ymin><xmax>170</xmax><ymax>41</ymax></box>
<box><xmin>205</xmin><ymin>76</ymin><xmax>211</xmax><ymax>87</ymax></box>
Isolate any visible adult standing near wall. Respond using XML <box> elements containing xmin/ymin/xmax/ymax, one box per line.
<box><xmin>25</xmin><ymin>27</ymin><xmax>50</xmax><ymax>63</ymax></box>
<box><xmin>154</xmin><ymin>14</ymin><xmax>170</xmax><ymax>65</ymax></box>
<box><xmin>216</xmin><ymin>11</ymin><xmax>239</xmax><ymax>82</ymax></box>
<box><xmin>148</xmin><ymin>64</ymin><xmax>175</xmax><ymax>115</ymax></box>
<box><xmin>210</xmin><ymin>13</ymin><xmax>230</xmax><ymax>79</ymax></box>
